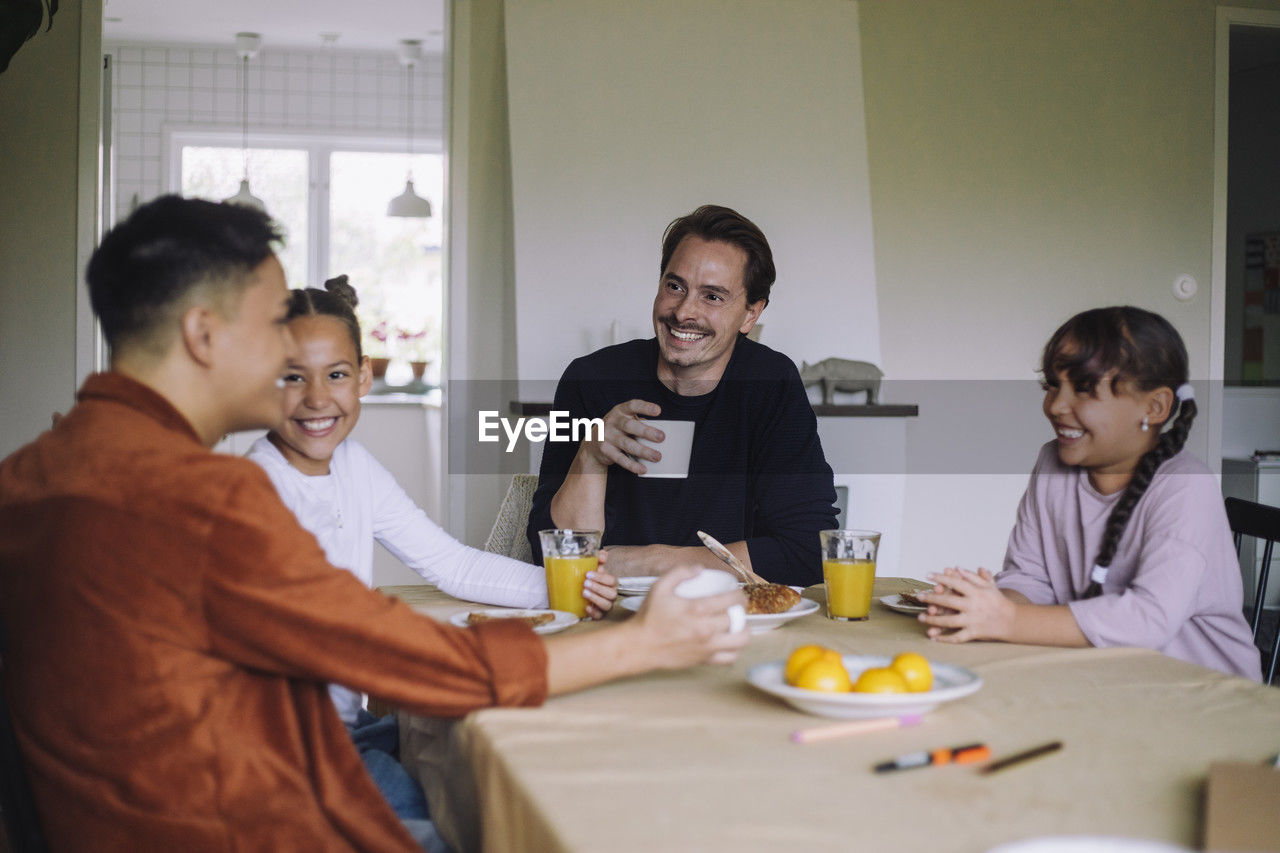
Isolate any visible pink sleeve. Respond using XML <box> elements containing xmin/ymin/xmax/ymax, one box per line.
<box><xmin>995</xmin><ymin>455</ymin><xmax>1059</xmax><ymax>604</ymax></box>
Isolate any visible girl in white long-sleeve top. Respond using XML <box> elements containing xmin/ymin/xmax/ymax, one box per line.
<box><xmin>247</xmin><ymin>276</ymin><xmax>619</xmax><ymax>835</ymax></box>
<box><xmin>918</xmin><ymin>306</ymin><xmax>1260</xmax><ymax>680</ymax></box>
<box><xmin>248</xmin><ymin>277</ymin><xmax>618</xmax><ymax>721</ymax></box>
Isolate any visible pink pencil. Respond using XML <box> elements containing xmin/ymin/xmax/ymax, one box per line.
<box><xmin>791</xmin><ymin>714</ymin><xmax>924</xmax><ymax>744</ymax></box>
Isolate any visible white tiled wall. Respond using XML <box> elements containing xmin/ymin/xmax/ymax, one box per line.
<box><xmin>106</xmin><ymin>42</ymin><xmax>444</xmax><ymax>219</ymax></box>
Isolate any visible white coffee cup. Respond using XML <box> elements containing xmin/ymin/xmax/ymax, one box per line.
<box><xmin>674</xmin><ymin>568</ymin><xmax>746</xmax><ymax>633</ymax></box>
<box><xmin>635</xmin><ymin>419</ymin><xmax>695</xmax><ymax>479</ymax></box>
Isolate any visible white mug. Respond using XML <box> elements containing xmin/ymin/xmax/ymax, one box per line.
<box><xmin>635</xmin><ymin>419</ymin><xmax>695</xmax><ymax>479</ymax></box>
<box><xmin>674</xmin><ymin>568</ymin><xmax>746</xmax><ymax>633</ymax></box>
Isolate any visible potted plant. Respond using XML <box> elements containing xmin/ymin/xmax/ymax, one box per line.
<box><xmin>397</xmin><ymin>327</ymin><xmax>431</xmax><ymax>381</ymax></box>
<box><xmin>366</xmin><ymin>321</ymin><xmax>391</xmax><ymax>379</ymax></box>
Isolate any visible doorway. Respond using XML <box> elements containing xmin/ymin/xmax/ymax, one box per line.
<box><xmin>98</xmin><ymin>3</ymin><xmax>451</xmax><ymax>579</ymax></box>
<box><xmin>1214</xmin><ymin>9</ymin><xmax>1280</xmax><ymax>466</ymax></box>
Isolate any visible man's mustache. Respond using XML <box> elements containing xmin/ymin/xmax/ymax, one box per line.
<box><xmin>659</xmin><ymin>318</ymin><xmax>713</xmax><ymax>336</ymax></box>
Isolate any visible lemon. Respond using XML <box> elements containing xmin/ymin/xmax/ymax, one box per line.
<box><xmin>890</xmin><ymin>652</ymin><xmax>933</xmax><ymax>693</ymax></box>
<box><xmin>785</xmin><ymin>644</ymin><xmax>839</xmax><ymax>686</ymax></box>
<box><xmin>851</xmin><ymin>666</ymin><xmax>908</xmax><ymax>693</ymax></box>
<box><xmin>792</xmin><ymin>656</ymin><xmax>853</xmax><ymax>693</ymax></box>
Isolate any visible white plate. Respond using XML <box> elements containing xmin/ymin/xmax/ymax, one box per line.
<box><xmin>879</xmin><ymin>594</ymin><xmax>926</xmax><ymax>614</ymax></box>
<box><xmin>619</xmin><ymin>594</ymin><xmax>819</xmax><ymax>633</ymax></box>
<box><xmin>987</xmin><ymin>839</ymin><xmax>1190</xmax><ymax>853</ymax></box>
<box><xmin>741</xmin><ymin>598</ymin><xmax>820</xmax><ymax>632</ymax></box>
<box><xmin>449</xmin><ymin>609</ymin><xmax>579</xmax><ymax>635</ymax></box>
<box><xmin>617</xmin><ymin>576</ymin><xmax>658</xmax><ymax>596</ymax></box>
<box><xmin>746</xmin><ymin>654</ymin><xmax>983</xmax><ymax>719</ymax></box>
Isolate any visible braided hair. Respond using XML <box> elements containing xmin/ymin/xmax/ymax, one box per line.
<box><xmin>1040</xmin><ymin>307</ymin><xmax>1197</xmax><ymax>599</ymax></box>
<box><xmin>285</xmin><ymin>274</ymin><xmax>363</xmax><ymax>361</ymax></box>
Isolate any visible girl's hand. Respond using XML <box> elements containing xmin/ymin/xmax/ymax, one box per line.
<box><xmin>583</xmin><ymin>567</ymin><xmax>620</xmax><ymax>620</ymax></box>
<box><xmin>917</xmin><ymin>567</ymin><xmax>1015</xmax><ymax>643</ymax></box>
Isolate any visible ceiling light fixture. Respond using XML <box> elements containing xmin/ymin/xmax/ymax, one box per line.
<box><xmin>224</xmin><ymin>32</ymin><xmax>265</xmax><ymax>211</ymax></box>
<box><xmin>387</xmin><ymin>39</ymin><xmax>432</xmax><ymax>218</ymax></box>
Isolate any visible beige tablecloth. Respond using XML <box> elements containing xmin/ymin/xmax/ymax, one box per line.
<box><xmin>385</xmin><ymin>581</ymin><xmax>1280</xmax><ymax>853</ymax></box>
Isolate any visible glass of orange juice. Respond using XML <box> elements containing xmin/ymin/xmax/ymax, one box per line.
<box><xmin>819</xmin><ymin>529</ymin><xmax>881</xmax><ymax>621</ymax></box>
<box><xmin>538</xmin><ymin>529</ymin><xmax>601</xmax><ymax>620</ymax></box>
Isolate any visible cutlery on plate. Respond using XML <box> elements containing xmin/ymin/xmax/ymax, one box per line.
<box><xmin>696</xmin><ymin>530</ymin><xmax>756</xmax><ymax>584</ymax></box>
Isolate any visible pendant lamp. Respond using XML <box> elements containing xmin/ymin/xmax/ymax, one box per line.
<box><xmin>224</xmin><ymin>32</ymin><xmax>265</xmax><ymax>211</ymax></box>
<box><xmin>387</xmin><ymin>40</ymin><xmax>432</xmax><ymax>218</ymax></box>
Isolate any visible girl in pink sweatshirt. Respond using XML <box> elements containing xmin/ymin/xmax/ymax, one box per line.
<box><xmin>918</xmin><ymin>306</ymin><xmax>1261</xmax><ymax>680</ymax></box>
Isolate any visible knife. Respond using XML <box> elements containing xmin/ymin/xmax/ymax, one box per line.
<box><xmin>696</xmin><ymin>530</ymin><xmax>756</xmax><ymax>584</ymax></box>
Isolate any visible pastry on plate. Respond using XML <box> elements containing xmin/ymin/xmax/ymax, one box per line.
<box><xmin>465</xmin><ymin>611</ymin><xmax>555</xmax><ymax>628</ymax></box>
<box><xmin>897</xmin><ymin>590</ymin><xmax>928</xmax><ymax>608</ymax></box>
<box><xmin>743</xmin><ymin>583</ymin><xmax>802</xmax><ymax>615</ymax></box>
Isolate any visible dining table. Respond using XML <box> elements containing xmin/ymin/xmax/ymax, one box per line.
<box><xmin>382</xmin><ymin>579</ymin><xmax>1280</xmax><ymax>853</ymax></box>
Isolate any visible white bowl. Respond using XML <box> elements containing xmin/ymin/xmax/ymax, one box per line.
<box><xmin>746</xmin><ymin>654</ymin><xmax>982</xmax><ymax>719</ymax></box>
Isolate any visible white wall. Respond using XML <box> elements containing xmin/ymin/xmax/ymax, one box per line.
<box><xmin>450</xmin><ymin>0</ymin><xmax>1280</xmax><ymax>571</ymax></box>
<box><xmin>354</xmin><ymin>400</ymin><xmax>445</xmax><ymax>585</ymax></box>
<box><xmin>502</xmin><ymin>0</ymin><xmax>880</xmax><ymax>383</ymax></box>
<box><xmin>859</xmin><ymin>0</ymin><xmax>1252</xmax><ymax>574</ymax></box>
<box><xmin>1223</xmin><ymin>386</ymin><xmax>1280</xmax><ymax>458</ymax></box>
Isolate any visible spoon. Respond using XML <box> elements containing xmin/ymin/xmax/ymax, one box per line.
<box><xmin>696</xmin><ymin>530</ymin><xmax>756</xmax><ymax>584</ymax></box>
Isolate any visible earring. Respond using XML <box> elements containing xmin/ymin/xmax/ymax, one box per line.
<box><xmin>1140</xmin><ymin>417</ymin><xmax>1149</xmax><ymax>433</ymax></box>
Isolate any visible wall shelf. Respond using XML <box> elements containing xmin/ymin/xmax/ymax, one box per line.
<box><xmin>812</xmin><ymin>404</ymin><xmax>918</xmax><ymax>418</ymax></box>
<box><xmin>510</xmin><ymin>401</ymin><xmax>918</xmax><ymax>418</ymax></box>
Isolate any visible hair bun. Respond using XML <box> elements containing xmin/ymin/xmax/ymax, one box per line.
<box><xmin>323</xmin><ymin>274</ymin><xmax>358</xmax><ymax>308</ymax></box>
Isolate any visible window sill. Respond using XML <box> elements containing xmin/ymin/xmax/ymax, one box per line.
<box><xmin>363</xmin><ymin>385</ymin><xmax>441</xmax><ymax>407</ymax></box>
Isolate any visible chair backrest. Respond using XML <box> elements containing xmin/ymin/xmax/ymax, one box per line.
<box><xmin>482</xmin><ymin>474</ymin><xmax>539</xmax><ymax>564</ymax></box>
<box><xmin>1225</xmin><ymin>496</ymin><xmax>1280</xmax><ymax>685</ymax></box>
<box><xmin>0</xmin><ymin>622</ymin><xmax>49</xmax><ymax>852</ymax></box>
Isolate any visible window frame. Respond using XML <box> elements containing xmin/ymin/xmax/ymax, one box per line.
<box><xmin>164</xmin><ymin>127</ymin><xmax>444</xmax><ymax>287</ymax></box>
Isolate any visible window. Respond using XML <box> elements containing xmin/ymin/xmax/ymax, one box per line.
<box><xmin>172</xmin><ymin>133</ymin><xmax>443</xmax><ymax>375</ymax></box>
<box><xmin>330</xmin><ymin>151</ymin><xmax>442</xmax><ymax>370</ymax></box>
<box><xmin>181</xmin><ymin>146</ymin><xmax>310</xmax><ymax>287</ymax></box>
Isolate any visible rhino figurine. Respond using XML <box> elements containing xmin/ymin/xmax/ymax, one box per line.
<box><xmin>799</xmin><ymin>358</ymin><xmax>884</xmax><ymax>405</ymax></box>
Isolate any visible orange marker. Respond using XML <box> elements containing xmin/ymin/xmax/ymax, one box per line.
<box><xmin>874</xmin><ymin>743</ymin><xmax>991</xmax><ymax>773</ymax></box>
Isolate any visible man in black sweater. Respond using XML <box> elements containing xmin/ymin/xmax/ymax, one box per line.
<box><xmin>527</xmin><ymin>205</ymin><xmax>837</xmax><ymax>586</ymax></box>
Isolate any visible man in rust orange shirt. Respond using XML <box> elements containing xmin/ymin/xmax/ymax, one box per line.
<box><xmin>0</xmin><ymin>196</ymin><xmax>748</xmax><ymax>851</ymax></box>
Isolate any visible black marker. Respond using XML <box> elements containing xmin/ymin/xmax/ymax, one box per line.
<box><xmin>874</xmin><ymin>742</ymin><xmax>990</xmax><ymax>773</ymax></box>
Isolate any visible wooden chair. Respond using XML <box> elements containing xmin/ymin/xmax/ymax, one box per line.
<box><xmin>1225</xmin><ymin>497</ymin><xmax>1280</xmax><ymax>685</ymax></box>
<box><xmin>0</xmin><ymin>622</ymin><xmax>47</xmax><ymax>852</ymax></box>
<box><xmin>482</xmin><ymin>474</ymin><xmax>539</xmax><ymax>564</ymax></box>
